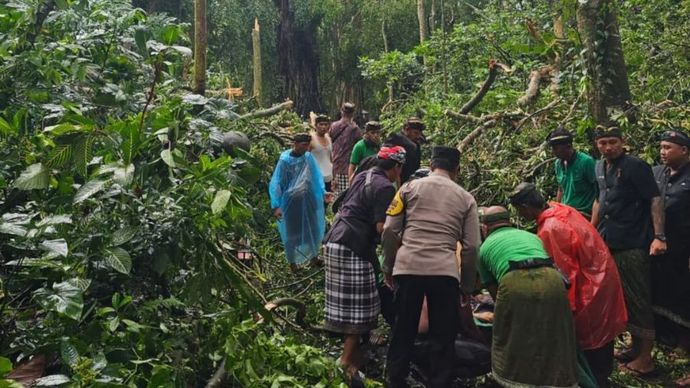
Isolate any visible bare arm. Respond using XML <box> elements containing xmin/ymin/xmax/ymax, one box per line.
<box><xmin>556</xmin><ymin>187</ymin><xmax>563</xmax><ymax>203</ymax></box>
<box><xmin>459</xmin><ymin>202</ymin><xmax>481</xmax><ymax>294</ymax></box>
<box><xmin>650</xmin><ymin>196</ymin><xmax>667</xmax><ymax>255</ymax></box>
<box><xmin>347</xmin><ymin>163</ymin><xmax>356</xmax><ymax>183</ymax></box>
<box><xmin>591</xmin><ymin>199</ymin><xmax>600</xmax><ymax>226</ymax></box>
<box><xmin>382</xmin><ymin>215</ymin><xmax>404</xmax><ymax>276</ymax></box>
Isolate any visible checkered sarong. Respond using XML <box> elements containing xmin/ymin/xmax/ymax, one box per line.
<box><xmin>324</xmin><ymin>243</ymin><xmax>380</xmax><ymax>334</ymax></box>
<box><xmin>333</xmin><ymin>173</ymin><xmax>350</xmax><ymax>197</ymax></box>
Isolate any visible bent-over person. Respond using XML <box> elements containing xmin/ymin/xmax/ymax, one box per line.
<box><xmin>478</xmin><ymin>206</ymin><xmax>577</xmax><ymax>388</ymax></box>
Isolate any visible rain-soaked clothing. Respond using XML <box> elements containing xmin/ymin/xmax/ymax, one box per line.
<box><xmin>269</xmin><ymin>150</ymin><xmax>326</xmax><ymax>265</ymax></box>
<box><xmin>537</xmin><ymin>202</ymin><xmax>628</xmax><ymax>350</ymax></box>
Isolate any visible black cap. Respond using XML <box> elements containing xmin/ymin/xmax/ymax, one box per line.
<box><xmin>314</xmin><ymin>114</ymin><xmax>330</xmax><ymax>124</ymax></box>
<box><xmin>594</xmin><ymin>124</ymin><xmax>623</xmax><ymax>139</ymax></box>
<box><xmin>365</xmin><ymin>121</ymin><xmax>383</xmax><ymax>132</ymax></box>
<box><xmin>341</xmin><ymin>102</ymin><xmax>355</xmax><ymax>114</ymax></box>
<box><xmin>659</xmin><ymin>129</ymin><xmax>690</xmax><ymax>147</ymax></box>
<box><xmin>547</xmin><ymin>127</ymin><xmax>573</xmax><ymax>146</ymax></box>
<box><xmin>293</xmin><ymin>133</ymin><xmax>311</xmax><ymax>143</ymax></box>
<box><xmin>405</xmin><ymin>117</ymin><xmax>425</xmax><ymax>131</ymax></box>
<box><xmin>431</xmin><ymin>146</ymin><xmax>460</xmax><ymax>169</ymax></box>
<box><xmin>509</xmin><ymin>182</ymin><xmax>538</xmax><ymax>206</ymax></box>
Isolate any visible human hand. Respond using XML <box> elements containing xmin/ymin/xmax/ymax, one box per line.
<box><xmin>650</xmin><ymin>238</ymin><xmax>667</xmax><ymax>256</ymax></box>
<box><xmin>384</xmin><ymin>273</ymin><xmax>394</xmax><ymax>290</ymax></box>
<box><xmin>273</xmin><ymin>208</ymin><xmax>283</xmax><ymax>219</ymax></box>
<box><xmin>324</xmin><ymin>192</ymin><xmax>335</xmax><ymax>203</ymax></box>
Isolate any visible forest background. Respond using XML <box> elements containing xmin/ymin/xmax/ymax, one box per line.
<box><xmin>0</xmin><ymin>0</ymin><xmax>688</xmax><ymax>386</ymax></box>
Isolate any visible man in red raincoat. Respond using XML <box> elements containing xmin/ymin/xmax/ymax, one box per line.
<box><xmin>510</xmin><ymin>182</ymin><xmax>627</xmax><ymax>388</ymax></box>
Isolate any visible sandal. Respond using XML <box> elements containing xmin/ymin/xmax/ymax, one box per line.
<box><xmin>618</xmin><ymin>363</ymin><xmax>658</xmax><ymax>380</ymax></box>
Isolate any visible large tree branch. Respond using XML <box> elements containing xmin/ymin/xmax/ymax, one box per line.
<box><xmin>517</xmin><ymin>65</ymin><xmax>554</xmax><ymax>107</ymax></box>
<box><xmin>239</xmin><ymin>100</ymin><xmax>293</xmax><ymax>120</ymax></box>
<box><xmin>448</xmin><ymin>60</ymin><xmax>512</xmax><ymax>116</ymax></box>
<box><xmin>458</xmin><ymin>119</ymin><xmax>498</xmax><ymax>152</ymax></box>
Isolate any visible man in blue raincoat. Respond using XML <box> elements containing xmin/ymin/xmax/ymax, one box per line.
<box><xmin>269</xmin><ymin>133</ymin><xmax>329</xmax><ymax>271</ymax></box>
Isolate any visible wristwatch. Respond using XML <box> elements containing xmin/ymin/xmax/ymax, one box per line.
<box><xmin>654</xmin><ymin>234</ymin><xmax>667</xmax><ymax>242</ymax></box>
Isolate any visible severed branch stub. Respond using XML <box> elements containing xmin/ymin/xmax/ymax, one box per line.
<box><xmin>240</xmin><ymin>100</ymin><xmax>294</xmax><ymax>120</ymax></box>
<box><xmin>518</xmin><ymin>65</ymin><xmax>554</xmax><ymax>107</ymax></box>
<box><xmin>446</xmin><ymin>59</ymin><xmax>513</xmax><ymax>117</ymax></box>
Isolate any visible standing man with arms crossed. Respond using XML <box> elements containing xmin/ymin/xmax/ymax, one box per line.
<box><xmin>330</xmin><ymin>102</ymin><xmax>361</xmax><ymax>196</ymax></box>
<box><xmin>310</xmin><ymin>114</ymin><xmax>333</xmax><ymax>192</ymax></box>
<box><xmin>547</xmin><ymin>127</ymin><xmax>598</xmax><ymax>218</ymax></box>
<box><xmin>652</xmin><ymin>129</ymin><xmax>690</xmax><ymax>386</ymax></box>
<box><xmin>382</xmin><ymin>146</ymin><xmax>481</xmax><ymax>388</ymax></box>
<box><xmin>386</xmin><ymin>117</ymin><xmax>424</xmax><ymax>184</ymax></box>
<box><xmin>592</xmin><ymin>124</ymin><xmax>666</xmax><ymax>377</ymax></box>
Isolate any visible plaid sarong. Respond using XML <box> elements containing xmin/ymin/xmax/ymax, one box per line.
<box><xmin>324</xmin><ymin>243</ymin><xmax>380</xmax><ymax>334</ymax></box>
<box><xmin>333</xmin><ymin>173</ymin><xmax>350</xmax><ymax>198</ymax></box>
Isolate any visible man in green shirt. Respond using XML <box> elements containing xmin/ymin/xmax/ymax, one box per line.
<box><xmin>348</xmin><ymin>121</ymin><xmax>382</xmax><ymax>182</ymax></box>
<box><xmin>548</xmin><ymin>127</ymin><xmax>597</xmax><ymax>217</ymax></box>
<box><xmin>478</xmin><ymin>206</ymin><xmax>577</xmax><ymax>388</ymax></box>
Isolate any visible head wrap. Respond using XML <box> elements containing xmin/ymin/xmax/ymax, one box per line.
<box><xmin>659</xmin><ymin>129</ymin><xmax>690</xmax><ymax>148</ymax></box>
<box><xmin>405</xmin><ymin>117</ymin><xmax>425</xmax><ymax>132</ymax></box>
<box><xmin>314</xmin><ymin>114</ymin><xmax>330</xmax><ymax>124</ymax></box>
<box><xmin>293</xmin><ymin>133</ymin><xmax>312</xmax><ymax>143</ymax></box>
<box><xmin>431</xmin><ymin>146</ymin><xmax>461</xmax><ymax>169</ymax></box>
<box><xmin>365</xmin><ymin>121</ymin><xmax>383</xmax><ymax>132</ymax></box>
<box><xmin>377</xmin><ymin>145</ymin><xmax>406</xmax><ymax>164</ymax></box>
<box><xmin>594</xmin><ymin>124</ymin><xmax>623</xmax><ymax>140</ymax></box>
<box><xmin>509</xmin><ymin>182</ymin><xmax>539</xmax><ymax>206</ymax></box>
<box><xmin>341</xmin><ymin>102</ymin><xmax>355</xmax><ymax>114</ymax></box>
<box><xmin>547</xmin><ymin>127</ymin><xmax>574</xmax><ymax>146</ymax></box>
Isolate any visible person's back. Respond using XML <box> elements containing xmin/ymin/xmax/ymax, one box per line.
<box><xmin>389</xmin><ymin>173</ymin><xmax>479</xmax><ymax>282</ymax></box>
<box><xmin>537</xmin><ymin>202</ymin><xmax>627</xmax><ymax>350</ymax></box>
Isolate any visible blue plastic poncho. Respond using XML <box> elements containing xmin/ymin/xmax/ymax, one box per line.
<box><xmin>269</xmin><ymin>150</ymin><xmax>326</xmax><ymax>264</ymax></box>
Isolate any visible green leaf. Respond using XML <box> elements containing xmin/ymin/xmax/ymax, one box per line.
<box><xmin>211</xmin><ymin>190</ymin><xmax>232</xmax><ymax>215</ymax></box>
<box><xmin>0</xmin><ymin>116</ymin><xmax>16</xmax><ymax>135</ymax></box>
<box><xmin>170</xmin><ymin>45</ymin><xmax>192</xmax><ymax>57</ymax></box>
<box><xmin>119</xmin><ymin>122</ymin><xmax>140</xmax><ymax>165</ymax></box>
<box><xmin>0</xmin><ymin>223</ymin><xmax>27</xmax><ymax>237</ymax></box>
<box><xmin>111</xmin><ymin>227</ymin><xmax>137</xmax><ymax>246</ymax></box>
<box><xmin>135</xmin><ymin>27</ymin><xmax>148</xmax><ymax>52</ymax></box>
<box><xmin>160</xmin><ymin>149</ymin><xmax>175</xmax><ymax>167</ymax></box>
<box><xmin>33</xmin><ymin>279</ymin><xmax>85</xmax><ymax>321</ymax></box>
<box><xmin>71</xmin><ymin>135</ymin><xmax>95</xmax><ymax>177</ymax></box>
<box><xmin>60</xmin><ymin>339</ymin><xmax>79</xmax><ymax>367</ymax></box>
<box><xmin>113</xmin><ymin>164</ymin><xmax>135</xmax><ymax>186</ymax></box>
<box><xmin>73</xmin><ymin>180</ymin><xmax>107</xmax><ymax>204</ymax></box>
<box><xmin>161</xmin><ymin>25</ymin><xmax>180</xmax><ymax>45</ymax></box>
<box><xmin>34</xmin><ymin>374</ymin><xmax>71</xmax><ymax>386</ymax></box>
<box><xmin>45</xmin><ymin>144</ymin><xmax>73</xmax><ymax>169</ymax></box>
<box><xmin>13</xmin><ymin>163</ymin><xmax>50</xmax><ymax>190</ymax></box>
<box><xmin>40</xmin><ymin>239</ymin><xmax>69</xmax><ymax>257</ymax></box>
<box><xmin>0</xmin><ymin>356</ymin><xmax>12</xmax><ymax>375</ymax></box>
<box><xmin>104</xmin><ymin>247</ymin><xmax>132</xmax><ymax>274</ymax></box>
<box><xmin>37</xmin><ymin>215</ymin><xmax>73</xmax><ymax>227</ymax></box>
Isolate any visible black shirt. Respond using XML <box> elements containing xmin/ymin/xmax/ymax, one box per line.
<box><xmin>386</xmin><ymin>133</ymin><xmax>421</xmax><ymax>183</ymax></box>
<box><xmin>595</xmin><ymin>154</ymin><xmax>660</xmax><ymax>250</ymax></box>
<box><xmin>653</xmin><ymin>162</ymin><xmax>690</xmax><ymax>254</ymax></box>
<box><xmin>325</xmin><ymin>167</ymin><xmax>395</xmax><ymax>260</ymax></box>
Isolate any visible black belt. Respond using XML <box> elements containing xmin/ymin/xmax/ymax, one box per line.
<box><xmin>507</xmin><ymin>258</ymin><xmax>571</xmax><ymax>289</ymax></box>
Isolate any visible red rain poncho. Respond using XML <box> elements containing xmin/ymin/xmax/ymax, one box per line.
<box><xmin>537</xmin><ymin>202</ymin><xmax>627</xmax><ymax>350</ymax></box>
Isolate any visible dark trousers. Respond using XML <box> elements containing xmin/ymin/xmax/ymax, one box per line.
<box><xmin>583</xmin><ymin>341</ymin><xmax>614</xmax><ymax>388</ymax></box>
<box><xmin>386</xmin><ymin>275</ymin><xmax>459</xmax><ymax>388</ymax></box>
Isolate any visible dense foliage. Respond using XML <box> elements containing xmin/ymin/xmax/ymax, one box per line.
<box><xmin>1</xmin><ymin>0</ymin><xmax>688</xmax><ymax>386</ymax></box>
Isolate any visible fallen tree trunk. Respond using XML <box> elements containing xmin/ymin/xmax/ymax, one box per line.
<box><xmin>239</xmin><ymin>100</ymin><xmax>293</xmax><ymax>120</ymax></box>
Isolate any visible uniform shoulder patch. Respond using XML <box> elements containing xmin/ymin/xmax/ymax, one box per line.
<box><xmin>386</xmin><ymin>190</ymin><xmax>405</xmax><ymax>216</ymax></box>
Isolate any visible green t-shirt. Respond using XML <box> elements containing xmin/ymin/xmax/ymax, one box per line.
<box><xmin>554</xmin><ymin>151</ymin><xmax>597</xmax><ymax>215</ymax></box>
<box><xmin>478</xmin><ymin>227</ymin><xmax>549</xmax><ymax>285</ymax></box>
<box><xmin>350</xmin><ymin>139</ymin><xmax>379</xmax><ymax>166</ymax></box>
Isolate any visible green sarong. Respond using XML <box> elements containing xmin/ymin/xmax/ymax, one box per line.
<box><xmin>492</xmin><ymin>267</ymin><xmax>578</xmax><ymax>388</ymax></box>
<box><xmin>611</xmin><ymin>248</ymin><xmax>655</xmax><ymax>340</ymax></box>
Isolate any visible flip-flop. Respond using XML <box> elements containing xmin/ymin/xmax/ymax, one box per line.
<box><xmin>618</xmin><ymin>363</ymin><xmax>659</xmax><ymax>380</ymax></box>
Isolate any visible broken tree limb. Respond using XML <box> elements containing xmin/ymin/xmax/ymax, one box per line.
<box><xmin>518</xmin><ymin>65</ymin><xmax>554</xmax><ymax>107</ymax></box>
<box><xmin>453</xmin><ymin>59</ymin><xmax>513</xmax><ymax>115</ymax></box>
<box><xmin>443</xmin><ymin>110</ymin><xmax>488</xmax><ymax>124</ymax></box>
<box><xmin>515</xmin><ymin>98</ymin><xmax>563</xmax><ymax>132</ymax></box>
<box><xmin>239</xmin><ymin>100</ymin><xmax>293</xmax><ymax>120</ymax></box>
<box><xmin>458</xmin><ymin>119</ymin><xmax>498</xmax><ymax>152</ymax></box>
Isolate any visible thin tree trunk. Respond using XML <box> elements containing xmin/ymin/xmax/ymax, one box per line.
<box><xmin>193</xmin><ymin>0</ymin><xmax>207</xmax><ymax>95</ymax></box>
<box><xmin>577</xmin><ymin>0</ymin><xmax>633</xmax><ymax>124</ymax></box>
<box><xmin>252</xmin><ymin>18</ymin><xmax>263</xmax><ymax>107</ymax></box>
<box><xmin>417</xmin><ymin>0</ymin><xmax>428</xmax><ymax>43</ymax></box>
<box><xmin>382</xmin><ymin>19</ymin><xmax>394</xmax><ymax>103</ymax></box>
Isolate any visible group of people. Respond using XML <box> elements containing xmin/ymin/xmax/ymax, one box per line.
<box><xmin>267</xmin><ymin>103</ymin><xmax>690</xmax><ymax>388</ymax></box>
